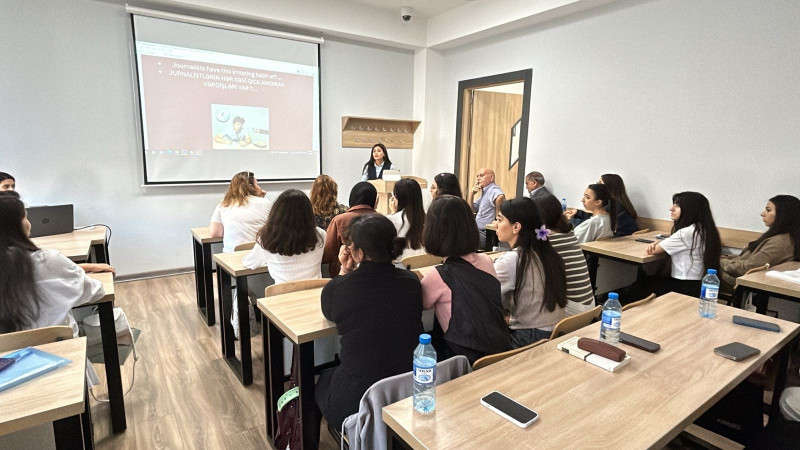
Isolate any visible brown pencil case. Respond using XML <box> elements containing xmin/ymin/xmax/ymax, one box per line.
<box><xmin>577</xmin><ymin>338</ymin><xmax>627</xmax><ymax>362</ymax></box>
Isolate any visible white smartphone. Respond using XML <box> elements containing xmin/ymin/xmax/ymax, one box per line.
<box><xmin>480</xmin><ymin>391</ymin><xmax>539</xmax><ymax>428</ymax></box>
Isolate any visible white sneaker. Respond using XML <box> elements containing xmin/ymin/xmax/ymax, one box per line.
<box><xmin>230</xmin><ymin>296</ymin><xmax>240</xmax><ymax>341</ymax></box>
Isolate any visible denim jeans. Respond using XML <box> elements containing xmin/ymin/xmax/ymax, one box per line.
<box><xmin>509</xmin><ymin>327</ymin><xmax>552</xmax><ymax>349</ymax></box>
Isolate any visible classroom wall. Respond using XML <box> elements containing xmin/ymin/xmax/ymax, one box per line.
<box><xmin>417</xmin><ymin>0</ymin><xmax>800</xmax><ymax>231</ymax></box>
<box><xmin>0</xmin><ymin>0</ymin><xmax>414</xmax><ymax>276</ymax></box>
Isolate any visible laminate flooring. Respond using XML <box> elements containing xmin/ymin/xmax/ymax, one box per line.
<box><xmin>88</xmin><ymin>273</ymin><xmax>338</xmax><ymax>450</ymax></box>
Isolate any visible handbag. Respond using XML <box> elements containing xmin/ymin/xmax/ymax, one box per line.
<box><xmin>275</xmin><ymin>349</ymin><xmax>301</xmax><ymax>450</ymax></box>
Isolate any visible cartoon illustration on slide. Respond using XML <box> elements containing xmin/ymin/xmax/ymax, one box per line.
<box><xmin>211</xmin><ymin>105</ymin><xmax>269</xmax><ymax>149</ymax></box>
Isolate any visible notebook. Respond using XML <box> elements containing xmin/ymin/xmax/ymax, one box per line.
<box><xmin>0</xmin><ymin>347</ymin><xmax>71</xmax><ymax>392</ymax></box>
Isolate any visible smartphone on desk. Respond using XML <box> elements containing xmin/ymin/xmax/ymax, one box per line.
<box><xmin>619</xmin><ymin>332</ymin><xmax>660</xmax><ymax>352</ymax></box>
<box><xmin>480</xmin><ymin>391</ymin><xmax>539</xmax><ymax>428</ymax></box>
<box><xmin>635</xmin><ymin>238</ymin><xmax>654</xmax><ymax>244</ymax></box>
<box><xmin>733</xmin><ymin>315</ymin><xmax>780</xmax><ymax>332</ymax></box>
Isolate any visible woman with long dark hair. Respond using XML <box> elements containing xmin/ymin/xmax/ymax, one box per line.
<box><xmin>387</xmin><ymin>178</ymin><xmax>426</xmax><ymax>260</ymax></box>
<box><xmin>600</xmin><ymin>173</ymin><xmax>639</xmax><ymax>236</ymax></box>
<box><xmin>720</xmin><ymin>195</ymin><xmax>800</xmax><ymax>293</ymax></box>
<box><xmin>360</xmin><ymin>143</ymin><xmax>396</xmax><ymax>181</ymax></box>
<box><xmin>493</xmin><ymin>198</ymin><xmax>567</xmax><ymax>347</ymax></box>
<box><xmin>571</xmin><ymin>184</ymin><xmax>616</xmax><ymax>243</ymax></box>
<box><xmin>315</xmin><ymin>214</ymin><xmax>423</xmax><ymax>432</ymax></box>
<box><xmin>430</xmin><ymin>172</ymin><xmax>461</xmax><ymax>199</ymax></box>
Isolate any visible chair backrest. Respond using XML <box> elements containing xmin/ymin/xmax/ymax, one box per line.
<box><xmin>622</xmin><ymin>293</ymin><xmax>657</xmax><ymax>311</ymax></box>
<box><xmin>549</xmin><ymin>305</ymin><xmax>603</xmax><ymax>339</ymax></box>
<box><xmin>632</xmin><ymin>229</ymin><xmax>651</xmax><ymax>235</ymax></box>
<box><xmin>401</xmin><ymin>253</ymin><xmax>443</xmax><ymax>270</ymax></box>
<box><xmin>0</xmin><ymin>326</ymin><xmax>74</xmax><ymax>353</ymax></box>
<box><xmin>473</xmin><ymin>338</ymin><xmax>547</xmax><ymax>370</ymax></box>
<box><xmin>234</xmin><ymin>242</ymin><xmax>256</xmax><ymax>252</ymax></box>
<box><xmin>264</xmin><ymin>278</ymin><xmax>331</xmax><ymax>297</ymax></box>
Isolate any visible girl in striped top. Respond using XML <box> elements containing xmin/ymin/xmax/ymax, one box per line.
<box><xmin>533</xmin><ymin>194</ymin><xmax>596</xmax><ymax>315</ymax></box>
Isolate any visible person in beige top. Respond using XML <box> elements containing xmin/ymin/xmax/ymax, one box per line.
<box><xmin>720</xmin><ymin>195</ymin><xmax>800</xmax><ymax>293</ymax></box>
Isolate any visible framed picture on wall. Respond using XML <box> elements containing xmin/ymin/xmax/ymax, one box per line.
<box><xmin>509</xmin><ymin>118</ymin><xmax>521</xmax><ymax>169</ymax></box>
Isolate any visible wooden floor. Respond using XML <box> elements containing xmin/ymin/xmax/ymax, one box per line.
<box><xmin>88</xmin><ymin>273</ymin><xmax>339</xmax><ymax>450</ymax></box>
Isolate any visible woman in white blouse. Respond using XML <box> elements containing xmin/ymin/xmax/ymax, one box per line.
<box><xmin>209</xmin><ymin>171</ymin><xmax>272</xmax><ymax>252</ymax></box>
<box><xmin>570</xmin><ymin>183</ymin><xmax>616</xmax><ymax>243</ymax></box>
<box><xmin>386</xmin><ymin>178</ymin><xmax>426</xmax><ymax>261</ymax></box>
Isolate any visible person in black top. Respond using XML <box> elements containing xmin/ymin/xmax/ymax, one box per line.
<box><xmin>315</xmin><ymin>214</ymin><xmax>424</xmax><ymax>433</ymax></box>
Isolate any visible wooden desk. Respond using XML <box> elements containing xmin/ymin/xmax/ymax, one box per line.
<box><xmin>31</xmin><ymin>226</ymin><xmax>109</xmax><ymax>264</ymax></box>
<box><xmin>0</xmin><ymin>338</ymin><xmax>90</xmax><ymax>449</ymax></box>
<box><xmin>35</xmin><ymin>239</ymin><xmax>92</xmax><ymax>263</ymax></box>
<box><xmin>736</xmin><ymin>261</ymin><xmax>800</xmax><ymax>314</ymax></box>
<box><xmin>212</xmin><ymin>250</ymin><xmax>269</xmax><ymax>386</ymax></box>
<box><xmin>85</xmin><ymin>272</ymin><xmax>126</xmax><ymax>433</ymax></box>
<box><xmin>578</xmin><ymin>230</ymin><xmax>668</xmax><ymax>289</ymax></box>
<box><xmin>257</xmin><ymin>287</ymin><xmax>337</xmax><ymax>449</ymax></box>
<box><xmin>383</xmin><ymin>293</ymin><xmax>800</xmax><ymax>449</ymax></box>
<box><xmin>191</xmin><ymin>227</ymin><xmax>223</xmax><ymax>326</ymax></box>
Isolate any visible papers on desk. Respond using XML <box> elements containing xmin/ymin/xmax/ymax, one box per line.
<box><xmin>765</xmin><ymin>268</ymin><xmax>800</xmax><ymax>285</ymax></box>
<box><xmin>0</xmin><ymin>347</ymin><xmax>71</xmax><ymax>393</ymax></box>
<box><xmin>556</xmin><ymin>336</ymin><xmax>631</xmax><ymax>372</ymax></box>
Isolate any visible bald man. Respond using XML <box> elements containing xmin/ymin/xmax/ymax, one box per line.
<box><xmin>468</xmin><ymin>168</ymin><xmax>505</xmax><ymax>247</ymax></box>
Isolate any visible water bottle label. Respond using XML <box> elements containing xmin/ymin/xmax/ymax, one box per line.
<box><xmin>602</xmin><ymin>312</ymin><xmax>620</xmax><ymax>330</ymax></box>
<box><xmin>413</xmin><ymin>365</ymin><xmax>435</xmax><ymax>384</ymax></box>
<box><xmin>701</xmin><ymin>286</ymin><xmax>719</xmax><ymax>299</ymax></box>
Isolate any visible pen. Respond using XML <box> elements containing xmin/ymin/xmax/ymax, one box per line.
<box><xmin>0</xmin><ymin>348</ymin><xmax>33</xmax><ymax>373</ymax></box>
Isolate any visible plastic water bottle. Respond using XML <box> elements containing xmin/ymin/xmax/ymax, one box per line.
<box><xmin>412</xmin><ymin>333</ymin><xmax>436</xmax><ymax>414</ymax></box>
<box><xmin>699</xmin><ymin>269</ymin><xmax>720</xmax><ymax>318</ymax></box>
<box><xmin>600</xmin><ymin>292</ymin><xmax>622</xmax><ymax>346</ymax></box>
<box><xmin>561</xmin><ymin>198</ymin><xmax>568</xmax><ymax>212</ymax></box>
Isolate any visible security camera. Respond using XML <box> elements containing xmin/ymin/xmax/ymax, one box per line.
<box><xmin>400</xmin><ymin>6</ymin><xmax>413</xmax><ymax>22</ymax></box>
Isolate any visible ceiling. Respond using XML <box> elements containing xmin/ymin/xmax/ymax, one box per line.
<box><xmin>346</xmin><ymin>0</ymin><xmax>474</xmax><ymax>19</ymax></box>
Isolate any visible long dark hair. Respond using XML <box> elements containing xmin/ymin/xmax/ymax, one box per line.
<box><xmin>433</xmin><ymin>172</ymin><xmax>461</xmax><ymax>198</ymax></box>
<box><xmin>671</xmin><ymin>192</ymin><xmax>721</xmax><ymax>271</ymax></box>
<box><xmin>587</xmin><ymin>183</ymin><xmax>617</xmax><ymax>232</ymax></box>
<box><xmin>256</xmin><ymin>190</ymin><xmax>321</xmax><ymax>256</ymax></box>
<box><xmin>424</xmin><ymin>195</ymin><xmax>479</xmax><ymax>257</ymax></box>
<box><xmin>362</xmin><ymin>143</ymin><xmax>392</xmax><ymax>173</ymax></box>
<box><xmin>747</xmin><ymin>195</ymin><xmax>800</xmax><ymax>259</ymax></box>
<box><xmin>601</xmin><ymin>174</ymin><xmax>637</xmax><ymax>219</ymax></box>
<box><xmin>393</xmin><ymin>179</ymin><xmax>425</xmax><ymax>250</ymax></box>
<box><xmin>0</xmin><ymin>191</ymin><xmax>42</xmax><ymax>333</ymax></box>
<box><xmin>532</xmin><ymin>194</ymin><xmax>572</xmax><ymax>233</ymax></box>
<box><xmin>500</xmin><ymin>198</ymin><xmax>567</xmax><ymax>312</ymax></box>
<box><xmin>346</xmin><ymin>214</ymin><xmax>405</xmax><ymax>263</ymax></box>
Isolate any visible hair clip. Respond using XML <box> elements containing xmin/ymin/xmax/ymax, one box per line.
<box><xmin>536</xmin><ymin>225</ymin><xmax>551</xmax><ymax>241</ymax></box>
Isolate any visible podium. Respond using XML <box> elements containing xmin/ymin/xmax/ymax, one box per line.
<box><xmin>368</xmin><ymin>176</ymin><xmax>428</xmax><ymax>215</ymax></box>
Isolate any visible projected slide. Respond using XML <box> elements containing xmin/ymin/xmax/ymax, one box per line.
<box><xmin>133</xmin><ymin>15</ymin><xmax>320</xmax><ymax>184</ymax></box>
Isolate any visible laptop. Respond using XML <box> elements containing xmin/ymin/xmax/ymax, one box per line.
<box><xmin>26</xmin><ymin>205</ymin><xmax>75</xmax><ymax>238</ymax></box>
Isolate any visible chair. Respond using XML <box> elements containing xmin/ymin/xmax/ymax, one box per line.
<box><xmin>401</xmin><ymin>253</ymin><xmax>443</xmax><ymax>270</ymax></box>
<box><xmin>472</xmin><ymin>338</ymin><xmax>547</xmax><ymax>370</ymax></box>
<box><xmin>632</xmin><ymin>229</ymin><xmax>650</xmax><ymax>235</ymax></box>
<box><xmin>233</xmin><ymin>242</ymin><xmax>255</xmax><ymax>251</ymax></box>
<box><xmin>0</xmin><ymin>326</ymin><xmax>73</xmax><ymax>353</ymax></box>
<box><xmin>621</xmin><ymin>293</ymin><xmax>656</xmax><ymax>311</ymax></box>
<box><xmin>264</xmin><ymin>278</ymin><xmax>331</xmax><ymax>297</ymax></box>
<box><xmin>549</xmin><ymin>305</ymin><xmax>602</xmax><ymax>339</ymax></box>
<box><xmin>339</xmin><ymin>355</ymin><xmax>472</xmax><ymax>450</ymax></box>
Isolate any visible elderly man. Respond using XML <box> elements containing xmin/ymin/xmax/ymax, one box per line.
<box><xmin>468</xmin><ymin>168</ymin><xmax>505</xmax><ymax>248</ymax></box>
<box><xmin>526</xmin><ymin>171</ymin><xmax>550</xmax><ymax>199</ymax></box>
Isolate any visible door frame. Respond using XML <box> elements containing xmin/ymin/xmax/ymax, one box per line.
<box><xmin>454</xmin><ymin>69</ymin><xmax>533</xmax><ymax>199</ymax></box>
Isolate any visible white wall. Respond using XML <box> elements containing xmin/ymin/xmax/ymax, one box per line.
<box><xmin>418</xmin><ymin>0</ymin><xmax>800</xmax><ymax>231</ymax></box>
<box><xmin>0</xmin><ymin>0</ymin><xmax>414</xmax><ymax>276</ymax></box>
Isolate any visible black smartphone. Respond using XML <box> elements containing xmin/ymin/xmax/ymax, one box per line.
<box><xmin>714</xmin><ymin>342</ymin><xmax>760</xmax><ymax>362</ymax></box>
<box><xmin>619</xmin><ymin>332</ymin><xmax>660</xmax><ymax>352</ymax></box>
<box><xmin>635</xmin><ymin>238</ymin><xmax>654</xmax><ymax>244</ymax></box>
<box><xmin>733</xmin><ymin>315</ymin><xmax>780</xmax><ymax>332</ymax></box>
<box><xmin>480</xmin><ymin>391</ymin><xmax>539</xmax><ymax>428</ymax></box>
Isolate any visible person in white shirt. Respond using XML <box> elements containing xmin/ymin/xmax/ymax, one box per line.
<box><xmin>209</xmin><ymin>171</ymin><xmax>272</xmax><ymax>252</ymax></box>
<box><xmin>570</xmin><ymin>183</ymin><xmax>615</xmax><ymax>244</ymax></box>
<box><xmin>386</xmin><ymin>178</ymin><xmax>426</xmax><ymax>261</ymax></box>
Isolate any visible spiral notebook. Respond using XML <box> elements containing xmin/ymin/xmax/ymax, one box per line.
<box><xmin>0</xmin><ymin>347</ymin><xmax>71</xmax><ymax>393</ymax></box>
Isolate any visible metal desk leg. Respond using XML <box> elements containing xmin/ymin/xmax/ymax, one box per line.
<box><xmin>754</xmin><ymin>293</ymin><xmax>770</xmax><ymax>315</ymax></box>
<box><xmin>193</xmin><ymin>237</ymin><xmax>205</xmax><ymax>316</ymax></box>
<box><xmin>98</xmin><ymin>302</ymin><xmax>126</xmax><ymax>432</ymax></box>
<box><xmin>81</xmin><ymin>387</ymin><xmax>95</xmax><ymax>449</ymax></box>
<box><xmin>218</xmin><ymin>269</ymin><xmax>234</xmax><ymax>358</ymax></box>
<box><xmin>91</xmin><ymin>242</ymin><xmax>109</xmax><ymax>265</ymax></box>
<box><xmin>266</xmin><ymin>320</ymin><xmax>285</xmax><ymax>443</ymax></box>
<box><xmin>236</xmin><ymin>275</ymin><xmax>253</xmax><ymax>386</ymax></box>
<box><xmin>298</xmin><ymin>341</ymin><xmax>318</xmax><ymax>450</ymax></box>
<box><xmin>218</xmin><ymin>270</ymin><xmax>253</xmax><ymax>385</ymax></box>
<box><xmin>53</xmin><ymin>414</ymin><xmax>85</xmax><ymax>450</ymax></box>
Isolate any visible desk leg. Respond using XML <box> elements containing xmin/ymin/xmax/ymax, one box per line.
<box><xmin>483</xmin><ymin>229</ymin><xmax>497</xmax><ymax>252</ymax></box>
<box><xmin>770</xmin><ymin>335</ymin><xmax>797</xmax><ymax>421</ymax></box>
<box><xmin>91</xmin><ymin>242</ymin><xmax>109</xmax><ymax>265</ymax></box>
<box><xmin>236</xmin><ymin>276</ymin><xmax>253</xmax><ymax>386</ymax></box>
<box><xmin>53</xmin><ymin>414</ymin><xmax>85</xmax><ymax>450</ymax></box>
<box><xmin>586</xmin><ymin>253</ymin><xmax>599</xmax><ymax>293</ymax></box>
<box><xmin>266</xmin><ymin>320</ymin><xmax>284</xmax><ymax>443</ymax></box>
<box><xmin>218</xmin><ymin>269</ymin><xmax>234</xmax><ymax>358</ymax></box>
<box><xmin>387</xmin><ymin>426</ymin><xmax>412</xmax><ymax>450</ymax></box>
<box><xmin>202</xmin><ymin>243</ymin><xmax>216</xmax><ymax>326</ymax></box>
<box><xmin>81</xmin><ymin>386</ymin><xmax>95</xmax><ymax>449</ymax></box>
<box><xmin>298</xmin><ymin>341</ymin><xmax>318</xmax><ymax>450</ymax></box>
<box><xmin>754</xmin><ymin>293</ymin><xmax>770</xmax><ymax>315</ymax></box>
<box><xmin>99</xmin><ymin>301</ymin><xmax>126</xmax><ymax>432</ymax></box>
<box><xmin>192</xmin><ymin>237</ymin><xmax>205</xmax><ymax>316</ymax></box>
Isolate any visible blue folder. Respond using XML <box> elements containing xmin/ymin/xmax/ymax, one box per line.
<box><xmin>0</xmin><ymin>347</ymin><xmax>71</xmax><ymax>393</ymax></box>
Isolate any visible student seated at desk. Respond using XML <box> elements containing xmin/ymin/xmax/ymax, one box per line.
<box><xmin>719</xmin><ymin>195</ymin><xmax>800</xmax><ymax>294</ymax></box>
<box><xmin>600</xmin><ymin>174</ymin><xmax>639</xmax><ymax>237</ymax></box>
<box><xmin>492</xmin><ymin>197</ymin><xmax>567</xmax><ymax>347</ymax></box>
<box><xmin>316</xmin><ymin>214</ymin><xmax>423</xmax><ymax>433</ymax></box>
<box><xmin>429</xmin><ymin>172</ymin><xmax>461</xmax><ymax>199</ymax></box>
<box><xmin>387</xmin><ymin>178</ymin><xmax>426</xmax><ymax>261</ymax></box>
<box><xmin>421</xmin><ymin>195</ymin><xmax>511</xmax><ymax>364</ymax></box>
<box><xmin>533</xmin><ymin>194</ymin><xmax>596</xmax><ymax>316</ymax></box>
<box><xmin>323</xmin><ymin>182</ymin><xmax>378</xmax><ymax>277</ymax></box>
<box><xmin>310</xmin><ymin>174</ymin><xmax>348</xmax><ymax>231</ymax></box>
<box><xmin>208</xmin><ymin>171</ymin><xmax>271</xmax><ymax>252</ymax></box>
<box><xmin>567</xmin><ymin>183</ymin><xmax>615</xmax><ymax>243</ymax></box>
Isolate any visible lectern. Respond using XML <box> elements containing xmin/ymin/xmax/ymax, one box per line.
<box><xmin>368</xmin><ymin>176</ymin><xmax>428</xmax><ymax>215</ymax></box>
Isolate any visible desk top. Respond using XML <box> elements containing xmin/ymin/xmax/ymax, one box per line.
<box><xmin>0</xmin><ymin>337</ymin><xmax>87</xmax><ymax>436</ymax></box>
<box><xmin>256</xmin><ymin>287</ymin><xmax>336</xmax><ymax>345</ymax></box>
<box><xmin>579</xmin><ymin>230</ymin><xmax>667</xmax><ymax>264</ymax></box>
<box><xmin>213</xmin><ymin>250</ymin><xmax>268</xmax><ymax>277</ymax></box>
<box><xmin>191</xmin><ymin>227</ymin><xmax>223</xmax><ymax>244</ymax></box>
<box><xmin>35</xmin><ymin>239</ymin><xmax>92</xmax><ymax>262</ymax></box>
<box><xmin>31</xmin><ymin>226</ymin><xmax>107</xmax><ymax>246</ymax></box>
<box><xmin>383</xmin><ymin>292</ymin><xmax>800</xmax><ymax>449</ymax></box>
<box><xmin>86</xmin><ymin>272</ymin><xmax>115</xmax><ymax>305</ymax></box>
<box><xmin>736</xmin><ymin>261</ymin><xmax>800</xmax><ymax>299</ymax></box>
<box><xmin>414</xmin><ymin>252</ymin><xmax>505</xmax><ymax>279</ymax></box>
